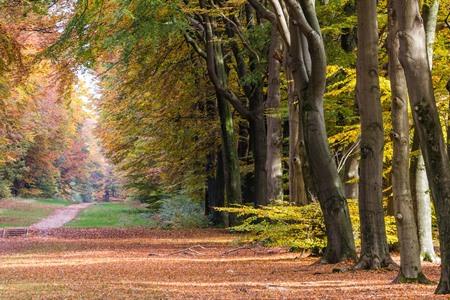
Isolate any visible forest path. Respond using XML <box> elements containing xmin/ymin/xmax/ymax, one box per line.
<box><xmin>30</xmin><ymin>202</ymin><xmax>92</xmax><ymax>229</ymax></box>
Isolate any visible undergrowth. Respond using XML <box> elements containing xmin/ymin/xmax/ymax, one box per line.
<box><xmin>217</xmin><ymin>201</ymin><xmax>398</xmax><ymax>253</ymax></box>
<box><xmin>152</xmin><ymin>195</ymin><xmax>209</xmax><ymax>229</ymax></box>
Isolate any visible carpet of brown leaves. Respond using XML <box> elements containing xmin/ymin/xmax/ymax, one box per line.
<box><xmin>0</xmin><ymin>228</ymin><xmax>446</xmax><ymax>299</ymax></box>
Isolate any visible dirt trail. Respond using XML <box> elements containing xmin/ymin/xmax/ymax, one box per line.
<box><xmin>30</xmin><ymin>203</ymin><xmax>92</xmax><ymax>229</ymax></box>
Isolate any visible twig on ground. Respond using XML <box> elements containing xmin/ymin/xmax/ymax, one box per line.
<box><xmin>221</xmin><ymin>245</ymin><xmax>256</xmax><ymax>256</ymax></box>
<box><xmin>148</xmin><ymin>245</ymin><xmax>207</xmax><ymax>257</ymax></box>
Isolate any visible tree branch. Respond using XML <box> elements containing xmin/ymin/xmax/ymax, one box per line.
<box><xmin>268</xmin><ymin>0</ymin><xmax>291</xmax><ymax>46</ymax></box>
<box><xmin>183</xmin><ymin>32</ymin><xmax>207</xmax><ymax>59</ymax></box>
<box><xmin>248</xmin><ymin>0</ymin><xmax>276</xmax><ymax>22</ymax></box>
<box><xmin>202</xmin><ymin>3</ymin><xmax>253</xmax><ymax>119</ymax></box>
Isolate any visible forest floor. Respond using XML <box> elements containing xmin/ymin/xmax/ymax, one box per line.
<box><xmin>0</xmin><ymin>228</ymin><xmax>446</xmax><ymax>299</ymax></box>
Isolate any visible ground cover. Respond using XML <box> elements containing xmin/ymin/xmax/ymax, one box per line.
<box><xmin>0</xmin><ymin>198</ymin><xmax>72</xmax><ymax>228</ymax></box>
<box><xmin>65</xmin><ymin>202</ymin><xmax>154</xmax><ymax>228</ymax></box>
<box><xmin>0</xmin><ymin>228</ymin><xmax>445</xmax><ymax>299</ymax></box>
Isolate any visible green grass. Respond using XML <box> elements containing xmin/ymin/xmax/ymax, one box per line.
<box><xmin>0</xmin><ymin>197</ymin><xmax>73</xmax><ymax>228</ymax></box>
<box><xmin>65</xmin><ymin>202</ymin><xmax>155</xmax><ymax>228</ymax></box>
<box><xmin>33</xmin><ymin>198</ymin><xmax>72</xmax><ymax>206</ymax></box>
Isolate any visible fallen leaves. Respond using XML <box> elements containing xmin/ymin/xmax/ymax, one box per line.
<box><xmin>0</xmin><ymin>228</ymin><xmax>446</xmax><ymax>299</ymax></box>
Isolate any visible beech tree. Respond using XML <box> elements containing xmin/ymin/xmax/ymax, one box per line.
<box><xmin>392</xmin><ymin>0</ymin><xmax>450</xmax><ymax>293</ymax></box>
<box><xmin>267</xmin><ymin>0</ymin><xmax>356</xmax><ymax>262</ymax></box>
<box><xmin>355</xmin><ymin>0</ymin><xmax>392</xmax><ymax>269</ymax></box>
<box><xmin>388</xmin><ymin>0</ymin><xmax>426</xmax><ymax>282</ymax></box>
<box><xmin>265</xmin><ymin>26</ymin><xmax>283</xmax><ymax>203</ymax></box>
<box><xmin>414</xmin><ymin>0</ymin><xmax>441</xmax><ymax>264</ymax></box>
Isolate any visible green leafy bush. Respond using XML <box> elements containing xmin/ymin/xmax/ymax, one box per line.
<box><xmin>0</xmin><ymin>180</ymin><xmax>12</xmax><ymax>198</ymax></box>
<box><xmin>218</xmin><ymin>200</ymin><xmax>398</xmax><ymax>253</ymax></box>
<box><xmin>154</xmin><ymin>194</ymin><xmax>209</xmax><ymax>229</ymax></box>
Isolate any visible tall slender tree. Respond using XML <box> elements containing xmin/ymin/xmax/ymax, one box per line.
<box><xmin>355</xmin><ymin>0</ymin><xmax>392</xmax><ymax>269</ymax></box>
<box><xmin>266</xmin><ymin>26</ymin><xmax>283</xmax><ymax>203</ymax></box>
<box><xmin>414</xmin><ymin>0</ymin><xmax>441</xmax><ymax>263</ymax></box>
<box><xmin>388</xmin><ymin>0</ymin><xmax>427</xmax><ymax>282</ymax></box>
<box><xmin>392</xmin><ymin>0</ymin><xmax>450</xmax><ymax>293</ymax></box>
<box><xmin>280</xmin><ymin>0</ymin><xmax>356</xmax><ymax>262</ymax></box>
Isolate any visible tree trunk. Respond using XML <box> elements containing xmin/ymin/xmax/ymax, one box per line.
<box><xmin>266</xmin><ymin>26</ymin><xmax>284</xmax><ymax>204</ymax></box>
<box><xmin>447</xmin><ymin>80</ymin><xmax>450</xmax><ymax>155</ymax></box>
<box><xmin>200</xmin><ymin>4</ymin><xmax>243</xmax><ymax>211</ymax></box>
<box><xmin>393</xmin><ymin>0</ymin><xmax>450</xmax><ymax>293</ymax></box>
<box><xmin>388</xmin><ymin>4</ymin><xmax>427</xmax><ymax>281</ymax></box>
<box><xmin>216</xmin><ymin>91</ymin><xmax>242</xmax><ymax>207</ymax></box>
<box><xmin>343</xmin><ymin>151</ymin><xmax>359</xmax><ymax>200</ymax></box>
<box><xmin>224</xmin><ymin>13</ymin><xmax>267</xmax><ymax>206</ymax></box>
<box><xmin>285</xmin><ymin>0</ymin><xmax>356</xmax><ymax>263</ymax></box>
<box><xmin>207</xmin><ymin>150</ymin><xmax>225</xmax><ymax>225</ymax></box>
<box><xmin>287</xmin><ymin>65</ymin><xmax>308</xmax><ymax>205</ymax></box>
<box><xmin>416</xmin><ymin>155</ymin><xmax>440</xmax><ymax>263</ymax></box>
<box><xmin>355</xmin><ymin>0</ymin><xmax>392</xmax><ymax>269</ymax></box>
<box><xmin>205</xmin><ymin>153</ymin><xmax>215</xmax><ymax>216</ymax></box>
<box><xmin>413</xmin><ymin>0</ymin><xmax>440</xmax><ymax>264</ymax></box>
<box><xmin>422</xmin><ymin>0</ymin><xmax>439</xmax><ymax>68</ymax></box>
<box><xmin>249</xmin><ymin>94</ymin><xmax>267</xmax><ymax>206</ymax></box>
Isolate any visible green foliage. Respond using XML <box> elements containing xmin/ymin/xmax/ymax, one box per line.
<box><xmin>218</xmin><ymin>201</ymin><xmax>398</xmax><ymax>252</ymax></box>
<box><xmin>153</xmin><ymin>194</ymin><xmax>209</xmax><ymax>229</ymax></box>
<box><xmin>0</xmin><ymin>180</ymin><xmax>11</xmax><ymax>198</ymax></box>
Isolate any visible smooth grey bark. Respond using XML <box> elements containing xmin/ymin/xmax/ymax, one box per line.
<box><xmin>343</xmin><ymin>151</ymin><xmax>359</xmax><ymax>200</ymax></box>
<box><xmin>393</xmin><ymin>0</ymin><xmax>450</xmax><ymax>293</ymax></box>
<box><xmin>422</xmin><ymin>0</ymin><xmax>440</xmax><ymax>68</ymax></box>
<box><xmin>266</xmin><ymin>26</ymin><xmax>284</xmax><ymax>204</ymax></box>
<box><xmin>414</xmin><ymin>0</ymin><xmax>440</xmax><ymax>264</ymax></box>
<box><xmin>416</xmin><ymin>155</ymin><xmax>440</xmax><ymax>263</ymax></box>
<box><xmin>355</xmin><ymin>0</ymin><xmax>392</xmax><ymax>269</ymax></box>
<box><xmin>286</xmin><ymin>62</ymin><xmax>308</xmax><ymax>205</ymax></box>
<box><xmin>388</xmin><ymin>3</ymin><xmax>427</xmax><ymax>281</ymax></box>
<box><xmin>285</xmin><ymin>0</ymin><xmax>356</xmax><ymax>263</ymax></box>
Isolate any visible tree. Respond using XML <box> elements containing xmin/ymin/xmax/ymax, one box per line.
<box><xmin>388</xmin><ymin>0</ymin><xmax>427</xmax><ymax>282</ymax></box>
<box><xmin>355</xmin><ymin>0</ymin><xmax>393</xmax><ymax>269</ymax></box>
<box><xmin>269</xmin><ymin>0</ymin><xmax>356</xmax><ymax>262</ymax></box>
<box><xmin>392</xmin><ymin>0</ymin><xmax>450</xmax><ymax>293</ymax></box>
<box><xmin>414</xmin><ymin>0</ymin><xmax>441</xmax><ymax>264</ymax></box>
<box><xmin>265</xmin><ymin>26</ymin><xmax>283</xmax><ymax>203</ymax></box>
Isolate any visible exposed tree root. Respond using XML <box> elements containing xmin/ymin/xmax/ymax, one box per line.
<box><xmin>317</xmin><ymin>248</ymin><xmax>357</xmax><ymax>265</ymax></box>
<box><xmin>392</xmin><ymin>272</ymin><xmax>433</xmax><ymax>284</ymax></box>
<box><xmin>435</xmin><ymin>278</ymin><xmax>450</xmax><ymax>294</ymax></box>
<box><xmin>353</xmin><ymin>254</ymin><xmax>398</xmax><ymax>270</ymax></box>
<box><xmin>421</xmin><ymin>251</ymin><xmax>441</xmax><ymax>264</ymax></box>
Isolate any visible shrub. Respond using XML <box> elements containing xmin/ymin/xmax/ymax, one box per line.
<box><xmin>217</xmin><ymin>200</ymin><xmax>398</xmax><ymax>253</ymax></box>
<box><xmin>0</xmin><ymin>180</ymin><xmax>12</xmax><ymax>198</ymax></box>
<box><xmin>155</xmin><ymin>194</ymin><xmax>209</xmax><ymax>229</ymax></box>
